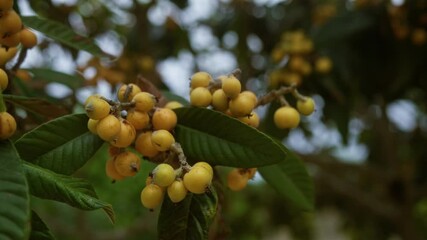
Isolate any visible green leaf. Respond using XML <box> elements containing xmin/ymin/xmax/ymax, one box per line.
<box><xmin>30</xmin><ymin>211</ymin><xmax>55</xmax><ymax>240</ymax></box>
<box><xmin>158</xmin><ymin>187</ymin><xmax>218</xmax><ymax>240</ymax></box>
<box><xmin>26</xmin><ymin>68</ymin><xmax>85</xmax><ymax>90</ymax></box>
<box><xmin>258</xmin><ymin>144</ymin><xmax>314</xmax><ymax>212</ymax></box>
<box><xmin>0</xmin><ymin>141</ymin><xmax>30</xmax><ymax>240</ymax></box>
<box><xmin>174</xmin><ymin>107</ymin><xmax>286</xmax><ymax>167</ymax></box>
<box><xmin>24</xmin><ymin>162</ymin><xmax>114</xmax><ymax>223</ymax></box>
<box><xmin>21</xmin><ymin>16</ymin><xmax>109</xmax><ymax>58</ymax></box>
<box><xmin>3</xmin><ymin>94</ymin><xmax>69</xmax><ymax>119</ymax></box>
<box><xmin>15</xmin><ymin>114</ymin><xmax>104</xmax><ymax>175</ymax></box>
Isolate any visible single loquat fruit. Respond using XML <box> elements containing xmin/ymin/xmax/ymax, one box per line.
<box><xmin>190</xmin><ymin>87</ymin><xmax>212</xmax><ymax>107</ymax></box>
<box><xmin>96</xmin><ymin>115</ymin><xmax>121</xmax><ymax>141</ymax></box>
<box><xmin>0</xmin><ymin>111</ymin><xmax>16</xmax><ymax>139</ymax></box>
<box><xmin>135</xmin><ymin>131</ymin><xmax>159</xmax><ymax>158</ymax></box>
<box><xmin>151</xmin><ymin>129</ymin><xmax>175</xmax><ymax>151</ymax></box>
<box><xmin>274</xmin><ymin>106</ymin><xmax>300</xmax><ymax>129</ymax></box>
<box><xmin>113</xmin><ymin>151</ymin><xmax>141</xmax><ymax>177</ymax></box>
<box><xmin>152</xmin><ymin>108</ymin><xmax>177</xmax><ymax>131</ymax></box>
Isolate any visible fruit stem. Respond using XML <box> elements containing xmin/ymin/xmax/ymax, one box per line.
<box><xmin>170</xmin><ymin>142</ymin><xmax>191</xmax><ymax>172</ymax></box>
<box><xmin>12</xmin><ymin>48</ymin><xmax>27</xmax><ymax>72</ymax></box>
<box><xmin>256</xmin><ymin>84</ymin><xmax>297</xmax><ymax>107</ymax></box>
<box><xmin>278</xmin><ymin>95</ymin><xmax>289</xmax><ymax>106</ymax></box>
<box><xmin>291</xmin><ymin>88</ymin><xmax>308</xmax><ymax>101</ymax></box>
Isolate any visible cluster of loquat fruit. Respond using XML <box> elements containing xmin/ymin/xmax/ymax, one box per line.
<box><xmin>0</xmin><ymin>68</ymin><xmax>16</xmax><ymax>139</ymax></box>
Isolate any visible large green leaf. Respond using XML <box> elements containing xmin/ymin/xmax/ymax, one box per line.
<box><xmin>0</xmin><ymin>141</ymin><xmax>30</xmax><ymax>240</ymax></box>
<box><xmin>30</xmin><ymin>211</ymin><xmax>55</xmax><ymax>240</ymax></box>
<box><xmin>15</xmin><ymin>114</ymin><xmax>104</xmax><ymax>175</ymax></box>
<box><xmin>258</xmin><ymin>145</ymin><xmax>314</xmax><ymax>212</ymax></box>
<box><xmin>158</xmin><ymin>187</ymin><xmax>218</xmax><ymax>240</ymax></box>
<box><xmin>174</xmin><ymin>107</ymin><xmax>286</xmax><ymax>167</ymax></box>
<box><xmin>21</xmin><ymin>16</ymin><xmax>109</xmax><ymax>58</ymax></box>
<box><xmin>3</xmin><ymin>94</ymin><xmax>69</xmax><ymax>119</ymax></box>
<box><xmin>26</xmin><ymin>68</ymin><xmax>85</xmax><ymax>90</ymax></box>
<box><xmin>24</xmin><ymin>163</ymin><xmax>114</xmax><ymax>223</ymax></box>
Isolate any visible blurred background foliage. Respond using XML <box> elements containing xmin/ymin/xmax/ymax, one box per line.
<box><xmin>17</xmin><ymin>0</ymin><xmax>427</xmax><ymax>239</ymax></box>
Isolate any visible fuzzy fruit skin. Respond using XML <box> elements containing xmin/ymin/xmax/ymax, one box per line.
<box><xmin>152</xmin><ymin>108</ymin><xmax>177</xmax><ymax>131</ymax></box>
<box><xmin>0</xmin><ymin>46</ymin><xmax>17</xmax><ymax>65</ymax></box>
<box><xmin>240</xmin><ymin>91</ymin><xmax>257</xmax><ymax>105</ymax></box>
<box><xmin>238</xmin><ymin>111</ymin><xmax>260</xmax><ymax>128</ymax></box>
<box><xmin>0</xmin><ymin>68</ymin><xmax>8</xmax><ymax>90</ymax></box>
<box><xmin>126</xmin><ymin>109</ymin><xmax>150</xmax><ymax>130</ymax></box>
<box><xmin>96</xmin><ymin>115</ymin><xmax>121</xmax><ymax>141</ymax></box>
<box><xmin>227</xmin><ymin>168</ymin><xmax>249</xmax><ymax>191</ymax></box>
<box><xmin>151</xmin><ymin>130</ymin><xmax>175</xmax><ymax>151</ymax></box>
<box><xmin>190</xmin><ymin>71</ymin><xmax>212</xmax><ymax>89</ymax></box>
<box><xmin>183</xmin><ymin>166</ymin><xmax>212</xmax><ymax>194</ymax></box>
<box><xmin>193</xmin><ymin>162</ymin><xmax>213</xmax><ymax>177</ymax></box>
<box><xmin>164</xmin><ymin>101</ymin><xmax>183</xmax><ymax>109</ymax></box>
<box><xmin>105</xmin><ymin>158</ymin><xmax>126</xmax><ymax>181</ymax></box>
<box><xmin>132</xmin><ymin>92</ymin><xmax>156</xmax><ymax>112</ymax></box>
<box><xmin>273</xmin><ymin>106</ymin><xmax>300</xmax><ymax>129</ymax></box>
<box><xmin>211</xmin><ymin>89</ymin><xmax>228</xmax><ymax>111</ymax></box>
<box><xmin>0</xmin><ymin>10</ymin><xmax>22</xmax><ymax>36</ymax></box>
<box><xmin>296</xmin><ymin>97</ymin><xmax>315</xmax><ymax>116</ymax></box>
<box><xmin>19</xmin><ymin>28</ymin><xmax>37</xmax><ymax>48</ymax></box>
<box><xmin>153</xmin><ymin>163</ymin><xmax>176</xmax><ymax>187</ymax></box>
<box><xmin>141</xmin><ymin>184</ymin><xmax>164</xmax><ymax>209</ymax></box>
<box><xmin>190</xmin><ymin>87</ymin><xmax>212</xmax><ymax>107</ymax></box>
<box><xmin>0</xmin><ymin>0</ymin><xmax>13</xmax><ymax>13</ymax></box>
<box><xmin>0</xmin><ymin>111</ymin><xmax>16</xmax><ymax>139</ymax></box>
<box><xmin>229</xmin><ymin>93</ymin><xmax>255</xmax><ymax>117</ymax></box>
<box><xmin>110</xmin><ymin>119</ymin><xmax>136</xmax><ymax>148</ymax></box>
<box><xmin>117</xmin><ymin>83</ymin><xmax>141</xmax><ymax>102</ymax></box>
<box><xmin>167</xmin><ymin>179</ymin><xmax>188</xmax><ymax>203</ymax></box>
<box><xmin>113</xmin><ymin>151</ymin><xmax>141</xmax><ymax>177</ymax></box>
<box><xmin>85</xmin><ymin>97</ymin><xmax>110</xmax><ymax>120</ymax></box>
<box><xmin>135</xmin><ymin>131</ymin><xmax>159</xmax><ymax>157</ymax></box>
<box><xmin>221</xmin><ymin>75</ymin><xmax>241</xmax><ymax>99</ymax></box>
<box><xmin>87</xmin><ymin>119</ymin><xmax>98</xmax><ymax>134</ymax></box>
<box><xmin>0</xmin><ymin>32</ymin><xmax>20</xmax><ymax>48</ymax></box>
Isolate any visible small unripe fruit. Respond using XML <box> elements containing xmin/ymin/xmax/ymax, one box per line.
<box><xmin>141</xmin><ymin>184</ymin><xmax>164</xmax><ymax>209</ymax></box>
<box><xmin>211</xmin><ymin>89</ymin><xmax>228</xmax><ymax>111</ymax></box>
<box><xmin>152</xmin><ymin>108</ymin><xmax>177</xmax><ymax>131</ymax></box>
<box><xmin>296</xmin><ymin>97</ymin><xmax>315</xmax><ymax>116</ymax></box>
<box><xmin>135</xmin><ymin>131</ymin><xmax>159</xmax><ymax>157</ymax></box>
<box><xmin>315</xmin><ymin>57</ymin><xmax>332</xmax><ymax>74</ymax></box>
<box><xmin>19</xmin><ymin>28</ymin><xmax>37</xmax><ymax>48</ymax></box>
<box><xmin>183</xmin><ymin>166</ymin><xmax>212</xmax><ymax>194</ymax></box>
<box><xmin>105</xmin><ymin>159</ymin><xmax>126</xmax><ymax>181</ymax></box>
<box><xmin>190</xmin><ymin>71</ymin><xmax>212</xmax><ymax>89</ymax></box>
<box><xmin>190</xmin><ymin>87</ymin><xmax>212</xmax><ymax>107</ymax></box>
<box><xmin>132</xmin><ymin>92</ymin><xmax>156</xmax><ymax>112</ymax></box>
<box><xmin>0</xmin><ymin>10</ymin><xmax>22</xmax><ymax>35</ymax></box>
<box><xmin>110</xmin><ymin>119</ymin><xmax>136</xmax><ymax>148</ymax></box>
<box><xmin>85</xmin><ymin>97</ymin><xmax>110</xmax><ymax>120</ymax></box>
<box><xmin>0</xmin><ymin>111</ymin><xmax>16</xmax><ymax>139</ymax></box>
<box><xmin>221</xmin><ymin>75</ymin><xmax>241</xmax><ymax>99</ymax></box>
<box><xmin>126</xmin><ymin>109</ymin><xmax>150</xmax><ymax>130</ymax></box>
<box><xmin>113</xmin><ymin>151</ymin><xmax>140</xmax><ymax>177</ymax></box>
<box><xmin>164</xmin><ymin>101</ymin><xmax>183</xmax><ymax>109</ymax></box>
<box><xmin>229</xmin><ymin>93</ymin><xmax>255</xmax><ymax>117</ymax></box>
<box><xmin>87</xmin><ymin>119</ymin><xmax>98</xmax><ymax>134</ymax></box>
<box><xmin>151</xmin><ymin>130</ymin><xmax>175</xmax><ymax>151</ymax></box>
<box><xmin>167</xmin><ymin>179</ymin><xmax>188</xmax><ymax>203</ymax></box>
<box><xmin>193</xmin><ymin>162</ymin><xmax>213</xmax><ymax>177</ymax></box>
<box><xmin>96</xmin><ymin>115</ymin><xmax>121</xmax><ymax>141</ymax></box>
<box><xmin>238</xmin><ymin>111</ymin><xmax>260</xmax><ymax>128</ymax></box>
<box><xmin>153</xmin><ymin>163</ymin><xmax>176</xmax><ymax>187</ymax></box>
<box><xmin>227</xmin><ymin>168</ymin><xmax>249</xmax><ymax>191</ymax></box>
<box><xmin>117</xmin><ymin>83</ymin><xmax>141</xmax><ymax>102</ymax></box>
<box><xmin>0</xmin><ymin>68</ymin><xmax>8</xmax><ymax>90</ymax></box>
<box><xmin>274</xmin><ymin>106</ymin><xmax>300</xmax><ymax>129</ymax></box>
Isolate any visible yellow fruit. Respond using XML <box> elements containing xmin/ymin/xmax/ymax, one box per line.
<box><xmin>288</xmin><ymin>56</ymin><xmax>305</xmax><ymax>72</ymax></box>
<box><xmin>0</xmin><ymin>111</ymin><xmax>16</xmax><ymax>139</ymax></box>
<box><xmin>0</xmin><ymin>68</ymin><xmax>8</xmax><ymax>90</ymax></box>
<box><xmin>190</xmin><ymin>71</ymin><xmax>212</xmax><ymax>89</ymax></box>
<box><xmin>164</xmin><ymin>101</ymin><xmax>183</xmax><ymax>109</ymax></box>
<box><xmin>0</xmin><ymin>46</ymin><xmax>17</xmax><ymax>65</ymax></box>
<box><xmin>126</xmin><ymin>109</ymin><xmax>150</xmax><ymax>130</ymax></box>
<box><xmin>110</xmin><ymin>119</ymin><xmax>136</xmax><ymax>148</ymax></box>
<box><xmin>105</xmin><ymin>158</ymin><xmax>126</xmax><ymax>181</ymax></box>
<box><xmin>221</xmin><ymin>75</ymin><xmax>241</xmax><ymax>99</ymax></box>
<box><xmin>113</xmin><ymin>151</ymin><xmax>141</xmax><ymax>177</ymax></box>
<box><xmin>0</xmin><ymin>10</ymin><xmax>22</xmax><ymax>36</ymax></box>
<box><xmin>227</xmin><ymin>168</ymin><xmax>249</xmax><ymax>191</ymax></box>
<box><xmin>135</xmin><ymin>131</ymin><xmax>159</xmax><ymax>158</ymax></box>
<box><xmin>0</xmin><ymin>32</ymin><xmax>20</xmax><ymax>48</ymax></box>
<box><xmin>151</xmin><ymin>130</ymin><xmax>175</xmax><ymax>151</ymax></box>
<box><xmin>229</xmin><ymin>93</ymin><xmax>255</xmax><ymax>117</ymax></box>
<box><xmin>238</xmin><ymin>111</ymin><xmax>260</xmax><ymax>128</ymax></box>
<box><xmin>153</xmin><ymin>163</ymin><xmax>176</xmax><ymax>187</ymax></box>
<box><xmin>240</xmin><ymin>91</ymin><xmax>257</xmax><ymax>105</ymax></box>
<box><xmin>132</xmin><ymin>92</ymin><xmax>156</xmax><ymax>112</ymax></box>
<box><xmin>274</xmin><ymin>106</ymin><xmax>300</xmax><ymax>129</ymax></box>
<box><xmin>85</xmin><ymin>97</ymin><xmax>110</xmax><ymax>120</ymax></box>
<box><xmin>190</xmin><ymin>87</ymin><xmax>212</xmax><ymax>107</ymax></box>
<box><xmin>117</xmin><ymin>83</ymin><xmax>141</xmax><ymax>102</ymax></box>
<box><xmin>0</xmin><ymin>0</ymin><xmax>13</xmax><ymax>14</ymax></box>
<box><xmin>15</xmin><ymin>69</ymin><xmax>31</xmax><ymax>81</ymax></box>
<box><xmin>152</xmin><ymin>108</ymin><xmax>177</xmax><ymax>131</ymax></box>
<box><xmin>19</xmin><ymin>28</ymin><xmax>37</xmax><ymax>48</ymax></box>
<box><xmin>315</xmin><ymin>57</ymin><xmax>332</xmax><ymax>74</ymax></box>
<box><xmin>96</xmin><ymin>115</ymin><xmax>121</xmax><ymax>141</ymax></box>
<box><xmin>87</xmin><ymin>119</ymin><xmax>98</xmax><ymax>134</ymax></box>
<box><xmin>412</xmin><ymin>28</ymin><xmax>427</xmax><ymax>46</ymax></box>
<box><xmin>211</xmin><ymin>89</ymin><xmax>228</xmax><ymax>111</ymax></box>
<box><xmin>183</xmin><ymin>166</ymin><xmax>212</xmax><ymax>194</ymax></box>
<box><xmin>193</xmin><ymin>162</ymin><xmax>213</xmax><ymax>177</ymax></box>
<box><xmin>167</xmin><ymin>179</ymin><xmax>188</xmax><ymax>203</ymax></box>
<box><xmin>141</xmin><ymin>184</ymin><xmax>164</xmax><ymax>209</ymax></box>
<box><xmin>296</xmin><ymin>97</ymin><xmax>315</xmax><ymax>116</ymax></box>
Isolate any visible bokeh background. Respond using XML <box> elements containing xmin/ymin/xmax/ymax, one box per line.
<box><xmin>13</xmin><ymin>0</ymin><xmax>427</xmax><ymax>239</ymax></box>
